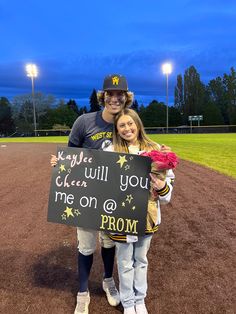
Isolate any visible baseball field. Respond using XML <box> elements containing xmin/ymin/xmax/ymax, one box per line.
<box><xmin>0</xmin><ymin>133</ymin><xmax>235</xmax><ymax>314</ymax></box>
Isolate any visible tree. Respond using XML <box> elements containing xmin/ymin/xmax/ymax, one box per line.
<box><xmin>89</xmin><ymin>89</ymin><xmax>100</xmax><ymax>112</ymax></box>
<box><xmin>12</xmin><ymin>93</ymin><xmax>55</xmax><ymax>132</ymax></box>
<box><xmin>174</xmin><ymin>74</ymin><xmax>184</xmax><ymax>113</ymax></box>
<box><xmin>17</xmin><ymin>100</ymin><xmax>35</xmax><ymax>134</ymax></box>
<box><xmin>183</xmin><ymin>66</ymin><xmax>206</xmax><ymax>124</ymax></box>
<box><xmin>67</xmin><ymin>99</ymin><xmax>79</xmax><ymax>115</ymax></box>
<box><xmin>223</xmin><ymin>67</ymin><xmax>236</xmax><ymax>124</ymax></box>
<box><xmin>139</xmin><ymin>100</ymin><xmax>166</xmax><ymax>127</ymax></box>
<box><xmin>168</xmin><ymin>106</ymin><xmax>182</xmax><ymax>127</ymax></box>
<box><xmin>78</xmin><ymin>106</ymin><xmax>88</xmax><ymax>116</ymax></box>
<box><xmin>203</xmin><ymin>103</ymin><xmax>224</xmax><ymax>125</ymax></box>
<box><xmin>49</xmin><ymin>99</ymin><xmax>78</xmax><ymax>128</ymax></box>
<box><xmin>131</xmin><ymin>99</ymin><xmax>139</xmax><ymax>112</ymax></box>
<box><xmin>207</xmin><ymin>77</ymin><xmax>227</xmax><ymax>124</ymax></box>
<box><xmin>138</xmin><ymin>104</ymin><xmax>146</xmax><ymax>121</ymax></box>
<box><xmin>0</xmin><ymin>97</ymin><xmax>15</xmax><ymax>136</ymax></box>
<box><xmin>206</xmin><ymin>67</ymin><xmax>236</xmax><ymax>125</ymax></box>
<box><xmin>12</xmin><ymin>93</ymin><xmax>55</xmax><ymax>118</ymax></box>
<box><xmin>36</xmin><ymin>98</ymin><xmax>79</xmax><ymax>130</ymax></box>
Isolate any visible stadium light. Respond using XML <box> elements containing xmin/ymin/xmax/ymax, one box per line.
<box><xmin>162</xmin><ymin>63</ymin><xmax>172</xmax><ymax>133</ymax></box>
<box><xmin>26</xmin><ymin>64</ymin><xmax>38</xmax><ymax>136</ymax></box>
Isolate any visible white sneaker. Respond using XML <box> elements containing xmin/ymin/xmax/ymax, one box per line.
<box><xmin>74</xmin><ymin>291</ymin><xmax>90</xmax><ymax>314</ymax></box>
<box><xmin>124</xmin><ymin>306</ymin><xmax>136</xmax><ymax>314</ymax></box>
<box><xmin>135</xmin><ymin>303</ymin><xmax>148</xmax><ymax>314</ymax></box>
<box><xmin>102</xmin><ymin>277</ymin><xmax>120</xmax><ymax>306</ymax></box>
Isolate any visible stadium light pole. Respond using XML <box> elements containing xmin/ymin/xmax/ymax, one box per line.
<box><xmin>26</xmin><ymin>64</ymin><xmax>38</xmax><ymax>136</ymax></box>
<box><xmin>162</xmin><ymin>63</ymin><xmax>172</xmax><ymax>133</ymax></box>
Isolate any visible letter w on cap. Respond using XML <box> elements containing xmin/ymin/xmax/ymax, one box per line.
<box><xmin>112</xmin><ymin>76</ymin><xmax>119</xmax><ymax>85</ymax></box>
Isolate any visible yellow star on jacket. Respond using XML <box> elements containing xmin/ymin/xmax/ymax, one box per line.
<box><xmin>64</xmin><ymin>206</ymin><xmax>74</xmax><ymax>218</ymax></box>
<box><xmin>116</xmin><ymin>155</ymin><xmax>128</xmax><ymax>168</ymax></box>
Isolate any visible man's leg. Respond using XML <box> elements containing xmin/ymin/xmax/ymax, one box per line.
<box><xmin>100</xmin><ymin>232</ymin><xmax>120</xmax><ymax>306</ymax></box>
<box><xmin>78</xmin><ymin>252</ymin><xmax>93</xmax><ymax>292</ymax></box>
<box><xmin>74</xmin><ymin>228</ymin><xmax>97</xmax><ymax>314</ymax></box>
<box><xmin>101</xmin><ymin>246</ymin><xmax>115</xmax><ymax>278</ymax></box>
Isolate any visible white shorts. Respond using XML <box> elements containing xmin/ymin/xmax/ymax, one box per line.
<box><xmin>77</xmin><ymin>227</ymin><xmax>115</xmax><ymax>255</ymax></box>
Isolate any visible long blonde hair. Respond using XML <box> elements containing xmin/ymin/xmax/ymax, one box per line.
<box><xmin>113</xmin><ymin>108</ymin><xmax>160</xmax><ymax>153</ymax></box>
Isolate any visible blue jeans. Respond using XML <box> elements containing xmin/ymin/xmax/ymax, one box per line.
<box><xmin>115</xmin><ymin>235</ymin><xmax>153</xmax><ymax>308</ymax></box>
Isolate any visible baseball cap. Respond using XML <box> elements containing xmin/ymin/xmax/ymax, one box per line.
<box><xmin>103</xmin><ymin>74</ymin><xmax>128</xmax><ymax>91</ymax></box>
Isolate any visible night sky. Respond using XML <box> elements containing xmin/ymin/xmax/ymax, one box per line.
<box><xmin>0</xmin><ymin>0</ymin><xmax>236</xmax><ymax>106</ymax></box>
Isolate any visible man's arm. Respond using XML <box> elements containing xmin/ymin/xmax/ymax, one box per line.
<box><xmin>68</xmin><ymin>140</ymin><xmax>79</xmax><ymax>147</ymax></box>
<box><xmin>68</xmin><ymin>115</ymin><xmax>85</xmax><ymax>147</ymax></box>
<box><xmin>50</xmin><ymin>116</ymin><xmax>85</xmax><ymax>166</ymax></box>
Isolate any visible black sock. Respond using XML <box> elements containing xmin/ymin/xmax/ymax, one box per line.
<box><xmin>101</xmin><ymin>246</ymin><xmax>115</xmax><ymax>279</ymax></box>
<box><xmin>78</xmin><ymin>252</ymin><xmax>93</xmax><ymax>292</ymax></box>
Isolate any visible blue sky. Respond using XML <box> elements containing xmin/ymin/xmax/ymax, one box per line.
<box><xmin>0</xmin><ymin>0</ymin><xmax>236</xmax><ymax>106</ymax></box>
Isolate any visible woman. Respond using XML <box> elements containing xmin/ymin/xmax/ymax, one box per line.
<box><xmin>104</xmin><ymin>108</ymin><xmax>175</xmax><ymax>314</ymax></box>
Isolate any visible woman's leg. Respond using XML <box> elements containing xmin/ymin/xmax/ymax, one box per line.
<box><xmin>133</xmin><ymin>235</ymin><xmax>152</xmax><ymax>305</ymax></box>
<box><xmin>116</xmin><ymin>242</ymin><xmax>135</xmax><ymax>309</ymax></box>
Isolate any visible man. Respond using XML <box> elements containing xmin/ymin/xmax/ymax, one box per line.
<box><xmin>69</xmin><ymin>74</ymin><xmax>133</xmax><ymax>314</ymax></box>
<box><xmin>68</xmin><ymin>74</ymin><xmax>170</xmax><ymax>314</ymax></box>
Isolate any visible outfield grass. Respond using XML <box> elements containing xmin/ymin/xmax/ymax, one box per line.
<box><xmin>1</xmin><ymin>134</ymin><xmax>236</xmax><ymax>179</ymax></box>
<box><xmin>0</xmin><ymin>136</ymin><xmax>68</xmax><ymax>143</ymax></box>
<box><xmin>149</xmin><ymin>133</ymin><xmax>236</xmax><ymax>179</ymax></box>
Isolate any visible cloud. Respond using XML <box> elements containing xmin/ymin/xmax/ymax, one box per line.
<box><xmin>0</xmin><ymin>45</ymin><xmax>235</xmax><ymax>104</ymax></box>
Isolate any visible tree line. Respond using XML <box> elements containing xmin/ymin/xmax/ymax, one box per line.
<box><xmin>0</xmin><ymin>65</ymin><xmax>236</xmax><ymax>136</ymax></box>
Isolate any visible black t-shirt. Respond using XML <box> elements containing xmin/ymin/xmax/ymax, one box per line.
<box><xmin>69</xmin><ymin>111</ymin><xmax>113</xmax><ymax>149</ymax></box>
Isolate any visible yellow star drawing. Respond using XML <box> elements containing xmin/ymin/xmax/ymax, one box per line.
<box><xmin>126</xmin><ymin>194</ymin><xmax>133</xmax><ymax>203</ymax></box>
<box><xmin>116</xmin><ymin>155</ymin><xmax>128</xmax><ymax>168</ymax></box>
<box><xmin>132</xmin><ymin>206</ymin><xmax>136</xmax><ymax>211</ymax></box>
<box><xmin>122</xmin><ymin>202</ymin><xmax>126</xmax><ymax>207</ymax></box>
<box><xmin>61</xmin><ymin>213</ymin><xmax>67</xmax><ymax>220</ymax></box>
<box><xmin>64</xmin><ymin>206</ymin><xmax>74</xmax><ymax>218</ymax></box>
<box><xmin>59</xmin><ymin>164</ymin><xmax>66</xmax><ymax>172</ymax></box>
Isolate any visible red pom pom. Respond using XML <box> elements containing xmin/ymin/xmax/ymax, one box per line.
<box><xmin>140</xmin><ymin>150</ymin><xmax>179</xmax><ymax>170</ymax></box>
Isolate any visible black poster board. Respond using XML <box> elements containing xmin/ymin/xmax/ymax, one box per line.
<box><xmin>47</xmin><ymin>147</ymin><xmax>151</xmax><ymax>235</ymax></box>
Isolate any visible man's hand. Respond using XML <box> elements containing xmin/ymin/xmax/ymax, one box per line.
<box><xmin>50</xmin><ymin>154</ymin><xmax>58</xmax><ymax>167</ymax></box>
<box><xmin>160</xmin><ymin>144</ymin><xmax>171</xmax><ymax>153</ymax></box>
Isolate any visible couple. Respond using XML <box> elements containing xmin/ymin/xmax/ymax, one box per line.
<box><xmin>51</xmin><ymin>74</ymin><xmax>174</xmax><ymax>314</ymax></box>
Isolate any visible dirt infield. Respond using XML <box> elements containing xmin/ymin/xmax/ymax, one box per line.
<box><xmin>0</xmin><ymin>143</ymin><xmax>235</xmax><ymax>314</ymax></box>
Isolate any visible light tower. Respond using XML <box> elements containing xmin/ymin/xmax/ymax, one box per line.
<box><xmin>26</xmin><ymin>64</ymin><xmax>38</xmax><ymax>136</ymax></box>
<box><xmin>162</xmin><ymin>63</ymin><xmax>172</xmax><ymax>133</ymax></box>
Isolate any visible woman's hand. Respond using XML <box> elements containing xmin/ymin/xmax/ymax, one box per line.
<box><xmin>150</xmin><ymin>173</ymin><xmax>166</xmax><ymax>191</ymax></box>
<box><xmin>160</xmin><ymin>144</ymin><xmax>171</xmax><ymax>153</ymax></box>
<box><xmin>50</xmin><ymin>154</ymin><xmax>58</xmax><ymax>167</ymax></box>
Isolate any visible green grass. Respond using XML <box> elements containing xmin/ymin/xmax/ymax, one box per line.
<box><xmin>0</xmin><ymin>136</ymin><xmax>68</xmax><ymax>143</ymax></box>
<box><xmin>149</xmin><ymin>133</ymin><xmax>236</xmax><ymax>179</ymax></box>
<box><xmin>1</xmin><ymin>134</ymin><xmax>236</xmax><ymax>179</ymax></box>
